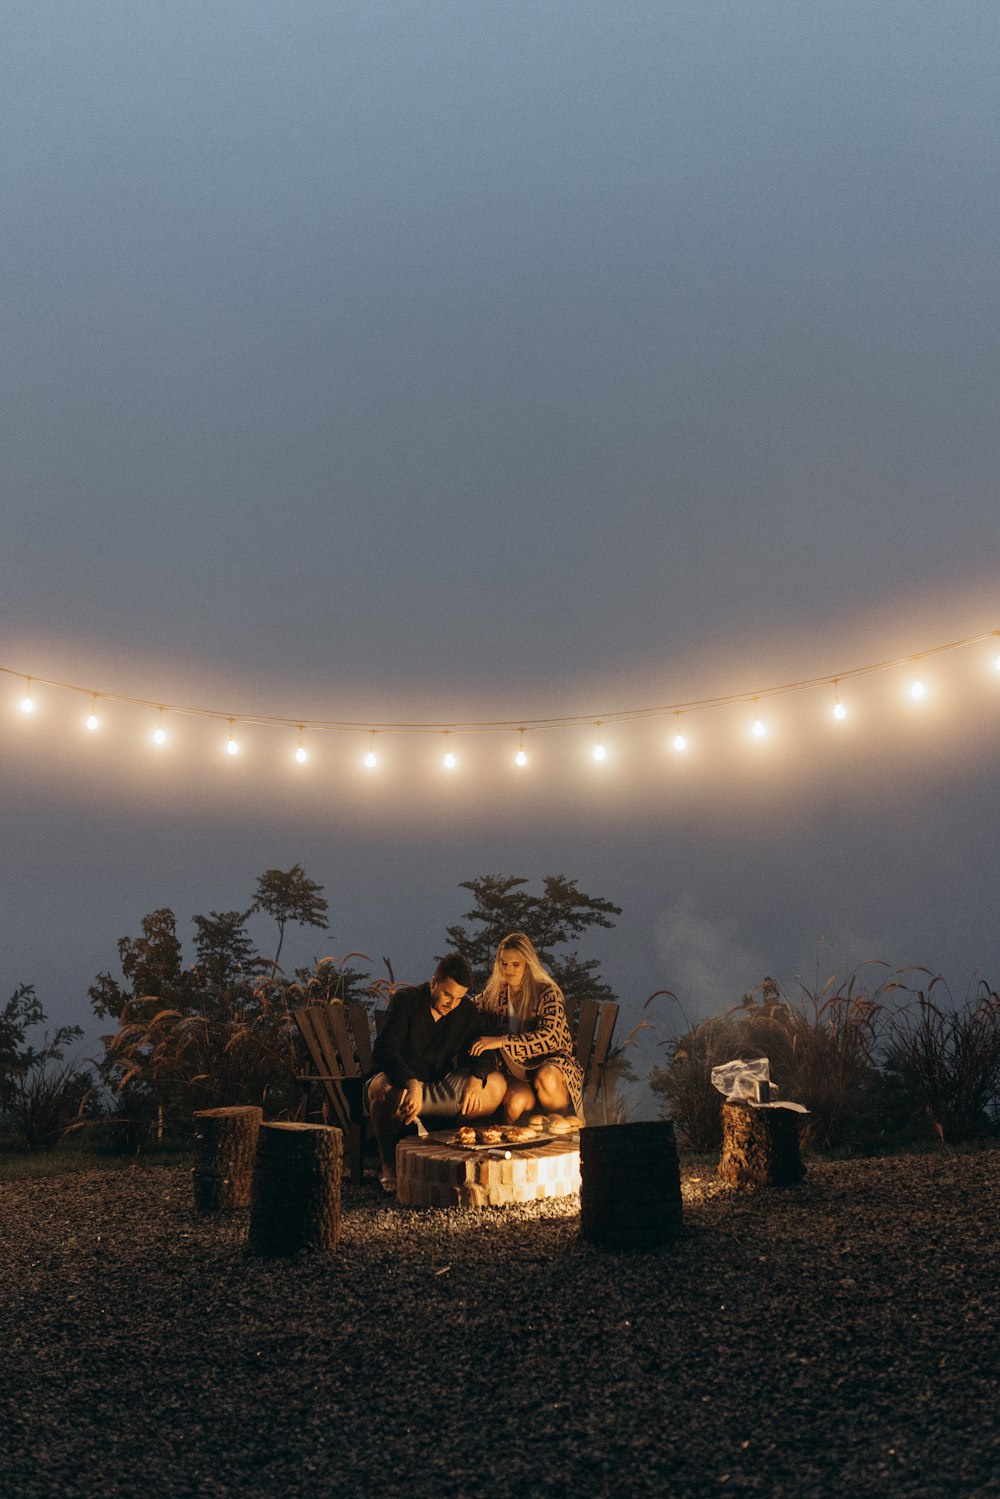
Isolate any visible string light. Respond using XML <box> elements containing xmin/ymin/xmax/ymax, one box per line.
<box><xmin>364</xmin><ymin>731</ymin><xmax>377</xmax><ymax>769</ymax></box>
<box><xmin>751</xmin><ymin>698</ymin><xmax>766</xmax><ymax>739</ymax></box>
<box><xmin>2</xmin><ymin>625</ymin><xmax>998</xmax><ymax>771</ymax></box>
<box><xmin>442</xmin><ymin>732</ymin><xmax>456</xmax><ymax>770</ymax></box>
<box><xmin>295</xmin><ymin>726</ymin><xmax>308</xmax><ymax>764</ymax></box>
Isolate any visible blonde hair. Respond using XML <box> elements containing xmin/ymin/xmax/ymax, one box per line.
<box><xmin>481</xmin><ymin>932</ymin><xmax>559</xmax><ymax>1020</ymax></box>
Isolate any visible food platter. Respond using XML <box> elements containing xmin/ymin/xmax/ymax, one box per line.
<box><xmin>435</xmin><ymin>1128</ymin><xmax>578</xmax><ymax>1152</ymax></box>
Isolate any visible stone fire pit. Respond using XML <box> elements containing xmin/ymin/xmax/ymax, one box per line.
<box><xmin>396</xmin><ymin>1129</ymin><xmax>581</xmax><ymax>1208</ymax></box>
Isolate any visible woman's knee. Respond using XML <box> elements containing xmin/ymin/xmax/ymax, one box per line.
<box><xmin>534</xmin><ymin>1066</ymin><xmax>569</xmax><ymax>1109</ymax></box>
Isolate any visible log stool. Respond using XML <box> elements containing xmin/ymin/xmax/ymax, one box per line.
<box><xmin>580</xmin><ymin>1121</ymin><xmax>684</xmax><ymax>1250</ymax></box>
<box><xmin>247</xmin><ymin>1122</ymin><xmax>343</xmax><ymax>1256</ymax></box>
<box><xmin>718</xmin><ymin>1100</ymin><xmax>806</xmax><ymax>1190</ymax></box>
<box><xmin>192</xmin><ymin>1105</ymin><xmax>262</xmax><ymax>1210</ymax></box>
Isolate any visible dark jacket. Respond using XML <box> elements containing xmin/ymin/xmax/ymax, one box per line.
<box><xmin>371</xmin><ymin>983</ymin><xmax>488</xmax><ymax>1089</ymax></box>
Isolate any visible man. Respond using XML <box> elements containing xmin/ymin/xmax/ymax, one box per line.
<box><xmin>367</xmin><ymin>952</ymin><xmax>506</xmax><ymax>1192</ymax></box>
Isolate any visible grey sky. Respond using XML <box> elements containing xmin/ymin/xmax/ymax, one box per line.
<box><xmin>2</xmin><ymin>3</ymin><xmax>999</xmax><ymax>1086</ymax></box>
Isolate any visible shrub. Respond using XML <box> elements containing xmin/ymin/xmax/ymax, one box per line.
<box><xmin>8</xmin><ymin>1061</ymin><xmax>95</xmax><ymax>1152</ymax></box>
<box><xmin>881</xmin><ymin>978</ymin><xmax>1000</xmax><ymax>1144</ymax></box>
<box><xmin>651</xmin><ymin>968</ymin><xmax>891</xmax><ymax>1153</ymax></box>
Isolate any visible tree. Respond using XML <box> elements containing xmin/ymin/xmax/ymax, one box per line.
<box><xmin>251</xmin><ymin>864</ymin><xmax>329</xmax><ymax>966</ymax></box>
<box><xmin>1</xmin><ymin>983</ymin><xmax>82</xmax><ymax>1113</ymax></box>
<box><xmin>445</xmin><ymin>874</ymin><xmax>621</xmax><ymax>1000</ymax></box>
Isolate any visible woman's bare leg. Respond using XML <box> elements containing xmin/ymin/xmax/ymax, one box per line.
<box><xmin>534</xmin><ymin>1064</ymin><xmax>571</xmax><ymax>1114</ymax></box>
<box><xmin>502</xmin><ymin>1080</ymin><xmax>536</xmax><ymax>1123</ymax></box>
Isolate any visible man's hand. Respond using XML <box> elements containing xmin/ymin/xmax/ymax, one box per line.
<box><xmin>395</xmin><ymin>1080</ymin><xmax>423</xmax><ymax>1125</ymax></box>
<box><xmin>458</xmin><ymin>1077</ymin><xmax>486</xmax><ymax>1116</ymax></box>
<box><xmin>468</xmin><ymin>1036</ymin><xmax>504</xmax><ymax>1058</ymax></box>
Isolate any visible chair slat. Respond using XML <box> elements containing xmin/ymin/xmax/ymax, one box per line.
<box><xmin>574</xmin><ymin>998</ymin><xmax>599</xmax><ymax>1073</ymax></box>
<box><xmin>326</xmin><ymin>1003</ymin><xmax>361</xmax><ymax>1078</ymax></box>
<box><xmin>349</xmin><ymin>1002</ymin><xmax>374</xmax><ymax>1073</ymax></box>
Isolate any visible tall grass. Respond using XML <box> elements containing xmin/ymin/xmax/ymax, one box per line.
<box><xmin>881</xmin><ymin>976</ymin><xmax>1000</xmax><ymax>1144</ymax></box>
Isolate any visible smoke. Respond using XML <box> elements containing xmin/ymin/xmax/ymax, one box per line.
<box><xmin>652</xmin><ymin>896</ymin><xmax>773</xmax><ymax>1027</ymax></box>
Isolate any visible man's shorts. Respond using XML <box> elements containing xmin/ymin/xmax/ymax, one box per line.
<box><xmin>367</xmin><ymin>1069</ymin><xmax>477</xmax><ymax>1120</ymax></box>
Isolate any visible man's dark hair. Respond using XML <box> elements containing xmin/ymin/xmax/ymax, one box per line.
<box><xmin>433</xmin><ymin>951</ymin><xmax>473</xmax><ymax>990</ymax></box>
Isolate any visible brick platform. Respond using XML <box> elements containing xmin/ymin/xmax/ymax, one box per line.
<box><xmin>396</xmin><ymin>1130</ymin><xmax>581</xmax><ymax>1208</ymax></box>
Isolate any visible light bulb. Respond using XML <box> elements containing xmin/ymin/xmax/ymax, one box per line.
<box><xmin>364</xmin><ymin>731</ymin><xmax>377</xmax><ymax>768</ymax></box>
<box><xmin>592</xmin><ymin>724</ymin><xmax>606</xmax><ymax>761</ymax></box>
<box><xmin>515</xmin><ymin>749</ymin><xmax>528</xmax><ymax>767</ymax></box>
<box><xmin>910</xmin><ymin>678</ymin><xmax>926</xmax><ymax>700</ymax></box>
<box><xmin>673</xmin><ymin>731</ymin><xmax>687</xmax><ymax>752</ymax></box>
<box><xmin>442</xmin><ymin>734</ymin><xmax>456</xmax><ymax>769</ymax></box>
<box><xmin>750</xmin><ymin>698</ymin><xmax>766</xmax><ymax>738</ymax></box>
<box><xmin>833</xmin><ymin>702</ymin><xmax>846</xmax><ymax>720</ymax></box>
<box><xmin>994</xmin><ymin>654</ymin><xmax>1000</xmax><ymax>673</ymax></box>
<box><xmin>295</xmin><ymin>745</ymin><xmax>307</xmax><ymax>764</ymax></box>
<box><xmin>86</xmin><ymin>712</ymin><xmax>99</xmax><ymax>731</ymax></box>
<box><xmin>153</xmin><ymin>710</ymin><xmax>167</xmax><ymax>745</ymax></box>
<box><xmin>226</xmin><ymin>720</ymin><xmax>239</xmax><ymax>755</ymax></box>
<box><xmin>20</xmin><ymin>678</ymin><xmax>34</xmax><ymax>714</ymax></box>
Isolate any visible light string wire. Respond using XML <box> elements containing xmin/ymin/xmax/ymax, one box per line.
<box><xmin>2</xmin><ymin>628</ymin><xmax>999</xmax><ymax>739</ymax></box>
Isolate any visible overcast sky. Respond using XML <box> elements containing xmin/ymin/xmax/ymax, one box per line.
<box><xmin>2</xmin><ymin>3</ymin><xmax>999</xmax><ymax>1095</ymax></box>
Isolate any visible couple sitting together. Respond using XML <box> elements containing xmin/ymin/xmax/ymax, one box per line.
<box><xmin>367</xmin><ymin>932</ymin><xmax>584</xmax><ymax>1193</ymax></box>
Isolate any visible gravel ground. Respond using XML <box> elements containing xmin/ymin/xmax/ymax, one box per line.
<box><xmin>2</xmin><ymin>1150</ymin><xmax>999</xmax><ymax>1499</ymax></box>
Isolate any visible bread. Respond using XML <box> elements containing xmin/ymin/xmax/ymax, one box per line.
<box><xmin>527</xmin><ymin>1114</ymin><xmax>548</xmax><ymax>1129</ymax></box>
<box><xmin>547</xmin><ymin>1116</ymin><xmax>579</xmax><ymax>1135</ymax></box>
<box><xmin>454</xmin><ymin>1126</ymin><xmax>477</xmax><ymax>1147</ymax></box>
<box><xmin>476</xmin><ymin>1126</ymin><xmax>502</xmax><ymax>1145</ymax></box>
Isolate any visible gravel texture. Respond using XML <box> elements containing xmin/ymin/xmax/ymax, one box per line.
<box><xmin>2</xmin><ymin>1150</ymin><xmax>999</xmax><ymax>1498</ymax></box>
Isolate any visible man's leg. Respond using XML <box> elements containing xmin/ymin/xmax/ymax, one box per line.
<box><xmin>367</xmin><ymin>1072</ymin><xmax>406</xmax><ymax>1186</ymax></box>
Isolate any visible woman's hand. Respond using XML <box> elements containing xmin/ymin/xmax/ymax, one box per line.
<box><xmin>468</xmin><ymin>1036</ymin><xmax>504</xmax><ymax>1057</ymax></box>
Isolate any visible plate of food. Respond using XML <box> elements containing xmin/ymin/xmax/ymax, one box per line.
<box><xmin>446</xmin><ymin>1124</ymin><xmax>549</xmax><ymax>1151</ymax></box>
<box><xmin>443</xmin><ymin>1117</ymin><xmax>584</xmax><ymax>1150</ymax></box>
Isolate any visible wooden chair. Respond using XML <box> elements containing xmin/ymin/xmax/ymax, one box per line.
<box><xmin>292</xmin><ymin>1002</ymin><xmax>375</xmax><ymax>1185</ymax></box>
<box><xmin>564</xmin><ymin>996</ymin><xmax>619</xmax><ymax>1120</ymax></box>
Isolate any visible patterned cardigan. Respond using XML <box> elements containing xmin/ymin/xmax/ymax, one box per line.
<box><xmin>474</xmin><ymin>983</ymin><xmax>584</xmax><ymax>1113</ymax></box>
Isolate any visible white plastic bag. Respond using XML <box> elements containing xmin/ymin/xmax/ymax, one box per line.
<box><xmin>710</xmin><ymin>1057</ymin><xmax>770</xmax><ymax>1100</ymax></box>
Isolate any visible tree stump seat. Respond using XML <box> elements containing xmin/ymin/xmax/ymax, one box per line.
<box><xmin>247</xmin><ymin>1122</ymin><xmax>343</xmax><ymax>1255</ymax></box>
<box><xmin>192</xmin><ymin>1105</ymin><xmax>263</xmax><ymax>1210</ymax></box>
<box><xmin>718</xmin><ymin>1099</ymin><xmax>806</xmax><ymax>1190</ymax></box>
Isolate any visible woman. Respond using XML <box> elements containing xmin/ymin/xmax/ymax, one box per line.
<box><xmin>468</xmin><ymin>932</ymin><xmax>584</xmax><ymax>1122</ymax></box>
